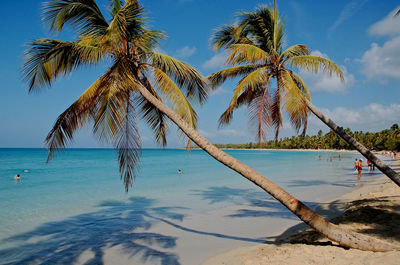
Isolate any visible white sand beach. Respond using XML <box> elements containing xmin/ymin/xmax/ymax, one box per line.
<box><xmin>202</xmin><ymin>158</ymin><xmax>400</xmax><ymax>265</ymax></box>
<box><xmin>68</xmin><ymin>152</ymin><xmax>400</xmax><ymax>265</ymax></box>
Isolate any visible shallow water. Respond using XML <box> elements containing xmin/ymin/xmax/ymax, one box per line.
<box><xmin>0</xmin><ymin>148</ymin><xmax>387</xmax><ymax>264</ymax></box>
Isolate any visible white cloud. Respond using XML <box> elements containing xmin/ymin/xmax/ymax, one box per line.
<box><xmin>309</xmin><ymin>103</ymin><xmax>400</xmax><ymax>132</ymax></box>
<box><xmin>310</xmin><ymin>50</ymin><xmax>328</xmax><ymax>58</ymax></box>
<box><xmin>301</xmin><ymin>50</ymin><xmax>355</xmax><ymax>93</ymax></box>
<box><xmin>217</xmin><ymin>129</ymin><xmax>246</xmax><ymax>137</ymax></box>
<box><xmin>202</xmin><ymin>52</ymin><xmax>227</xmax><ymax>69</ymax></box>
<box><xmin>196</xmin><ymin>128</ymin><xmax>247</xmax><ymax>143</ymax></box>
<box><xmin>198</xmin><ymin>129</ymin><xmax>213</xmax><ymax>138</ymax></box>
<box><xmin>175</xmin><ymin>46</ymin><xmax>196</xmax><ymax>59</ymax></box>
<box><xmin>141</xmin><ymin>135</ymin><xmax>150</xmax><ymax>142</ymax></box>
<box><xmin>209</xmin><ymin>86</ymin><xmax>228</xmax><ymax>95</ymax></box>
<box><xmin>369</xmin><ymin>6</ymin><xmax>400</xmax><ymax>37</ymax></box>
<box><xmin>329</xmin><ymin>0</ymin><xmax>369</xmax><ymax>35</ymax></box>
<box><xmin>360</xmin><ymin>7</ymin><xmax>400</xmax><ymax>80</ymax></box>
<box><xmin>360</xmin><ymin>36</ymin><xmax>400</xmax><ymax>80</ymax></box>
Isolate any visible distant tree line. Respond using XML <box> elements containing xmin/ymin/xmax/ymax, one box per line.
<box><xmin>214</xmin><ymin>124</ymin><xmax>400</xmax><ymax>151</ymax></box>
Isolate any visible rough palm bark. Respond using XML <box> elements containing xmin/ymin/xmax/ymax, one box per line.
<box><xmin>305</xmin><ymin>98</ymin><xmax>400</xmax><ymax>187</ymax></box>
<box><xmin>135</xmin><ymin>82</ymin><xmax>400</xmax><ymax>252</ymax></box>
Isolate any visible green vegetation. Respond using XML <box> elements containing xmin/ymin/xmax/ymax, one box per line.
<box><xmin>215</xmin><ymin>124</ymin><xmax>400</xmax><ymax>151</ymax></box>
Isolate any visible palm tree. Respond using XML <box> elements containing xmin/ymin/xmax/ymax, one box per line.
<box><xmin>208</xmin><ymin>1</ymin><xmax>400</xmax><ymax>187</ymax></box>
<box><xmin>23</xmin><ymin>0</ymin><xmax>208</xmax><ymax>191</ymax></box>
<box><xmin>22</xmin><ymin>0</ymin><xmax>398</xmax><ymax>251</ymax></box>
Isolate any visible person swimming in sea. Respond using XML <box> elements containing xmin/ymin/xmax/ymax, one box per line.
<box><xmin>178</xmin><ymin>169</ymin><xmax>182</xmax><ymax>174</ymax></box>
<box><xmin>14</xmin><ymin>174</ymin><xmax>21</xmax><ymax>182</ymax></box>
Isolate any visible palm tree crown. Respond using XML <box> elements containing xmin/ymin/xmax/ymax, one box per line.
<box><xmin>208</xmin><ymin>1</ymin><xmax>343</xmax><ymax>142</ymax></box>
<box><xmin>22</xmin><ymin>0</ymin><xmax>208</xmax><ymax>191</ymax></box>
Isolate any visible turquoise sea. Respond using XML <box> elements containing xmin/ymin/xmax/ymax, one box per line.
<box><xmin>0</xmin><ymin>148</ymin><xmax>388</xmax><ymax>264</ymax></box>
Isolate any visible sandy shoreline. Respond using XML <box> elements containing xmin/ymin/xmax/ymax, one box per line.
<box><xmin>220</xmin><ymin>148</ymin><xmax>396</xmax><ymax>157</ymax></box>
<box><xmin>202</xmin><ymin>158</ymin><xmax>400</xmax><ymax>265</ymax></box>
<box><xmin>219</xmin><ymin>148</ymin><xmax>358</xmax><ymax>153</ymax></box>
<box><xmin>96</xmin><ymin>150</ymin><xmax>397</xmax><ymax>265</ymax></box>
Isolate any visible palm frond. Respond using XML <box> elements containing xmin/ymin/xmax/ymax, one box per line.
<box><xmin>230</xmin><ymin>66</ymin><xmax>270</xmax><ymax>103</ymax></box>
<box><xmin>91</xmin><ymin>58</ymin><xmax>131</xmax><ymax>141</ymax></box>
<box><xmin>219</xmin><ymin>67</ymin><xmax>270</xmax><ymax>126</ymax></box>
<box><xmin>226</xmin><ymin>44</ymin><xmax>267</xmax><ymax>66</ymax></box>
<box><xmin>109</xmin><ymin>0</ymin><xmax>124</xmax><ymax>17</ymax></box>
<box><xmin>207</xmin><ymin>64</ymin><xmax>260</xmax><ymax>89</ymax></box>
<box><xmin>280</xmin><ymin>44</ymin><xmax>309</xmax><ymax>60</ymax></box>
<box><xmin>23</xmin><ymin>38</ymin><xmax>104</xmax><ymax>92</ymax></box>
<box><xmin>247</xmin><ymin>77</ymin><xmax>272</xmax><ymax>143</ymax></box>
<box><xmin>45</xmin><ymin>69</ymin><xmax>113</xmax><ymax>161</ymax></box>
<box><xmin>151</xmin><ymin>52</ymin><xmax>208</xmax><ymax>104</ymax></box>
<box><xmin>87</xmin><ymin>59</ymin><xmax>141</xmax><ymax>192</ymax></box>
<box><xmin>43</xmin><ymin>0</ymin><xmax>108</xmax><ymax>35</ymax></box>
<box><xmin>239</xmin><ymin>6</ymin><xmax>276</xmax><ymax>53</ymax></box>
<box><xmin>270</xmin><ymin>79</ymin><xmax>283</xmax><ymax>139</ymax></box>
<box><xmin>289</xmin><ymin>71</ymin><xmax>310</xmax><ymax>100</ymax></box>
<box><xmin>280</xmin><ymin>70</ymin><xmax>308</xmax><ymax>134</ymax></box>
<box><xmin>288</xmin><ymin>55</ymin><xmax>344</xmax><ymax>81</ymax></box>
<box><xmin>93</xmin><ymin>83</ymin><xmax>126</xmax><ymax>142</ymax></box>
<box><xmin>136</xmin><ymin>75</ymin><xmax>169</xmax><ymax>147</ymax></box>
<box><xmin>106</xmin><ymin>0</ymin><xmax>145</xmax><ymax>46</ymax></box>
<box><xmin>271</xmin><ymin>0</ymin><xmax>284</xmax><ymax>52</ymax></box>
<box><xmin>115</xmin><ymin>93</ymin><xmax>141</xmax><ymax>192</ymax></box>
<box><xmin>153</xmin><ymin>68</ymin><xmax>197</xmax><ymax>130</ymax></box>
<box><xmin>132</xmin><ymin>30</ymin><xmax>165</xmax><ymax>53</ymax></box>
<box><xmin>212</xmin><ymin>24</ymin><xmax>252</xmax><ymax>51</ymax></box>
<box><xmin>288</xmin><ymin>71</ymin><xmax>311</xmax><ymax>136</ymax></box>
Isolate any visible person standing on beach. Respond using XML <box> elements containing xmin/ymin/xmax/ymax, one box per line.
<box><xmin>354</xmin><ymin>159</ymin><xmax>358</xmax><ymax>173</ymax></box>
<box><xmin>357</xmin><ymin>159</ymin><xmax>364</xmax><ymax>181</ymax></box>
<box><xmin>367</xmin><ymin>160</ymin><xmax>372</xmax><ymax>172</ymax></box>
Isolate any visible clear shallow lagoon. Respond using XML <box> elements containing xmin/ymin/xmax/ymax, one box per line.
<box><xmin>0</xmin><ymin>148</ymin><xmax>387</xmax><ymax>264</ymax></box>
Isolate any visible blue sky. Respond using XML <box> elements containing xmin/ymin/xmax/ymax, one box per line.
<box><xmin>0</xmin><ymin>0</ymin><xmax>399</xmax><ymax>148</ymax></box>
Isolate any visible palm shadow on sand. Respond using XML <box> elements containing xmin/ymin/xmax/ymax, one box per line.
<box><xmin>0</xmin><ymin>192</ymin><xmax>270</xmax><ymax>265</ymax></box>
<box><xmin>0</xmin><ymin>197</ymin><xmax>184</xmax><ymax>265</ymax></box>
<box><xmin>191</xmin><ymin>186</ymin><xmax>319</xmax><ymax>220</ymax></box>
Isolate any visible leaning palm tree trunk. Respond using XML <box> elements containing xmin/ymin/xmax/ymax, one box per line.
<box><xmin>135</xmin><ymin>82</ymin><xmax>399</xmax><ymax>252</ymax></box>
<box><xmin>305</xmin><ymin>99</ymin><xmax>400</xmax><ymax>187</ymax></box>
